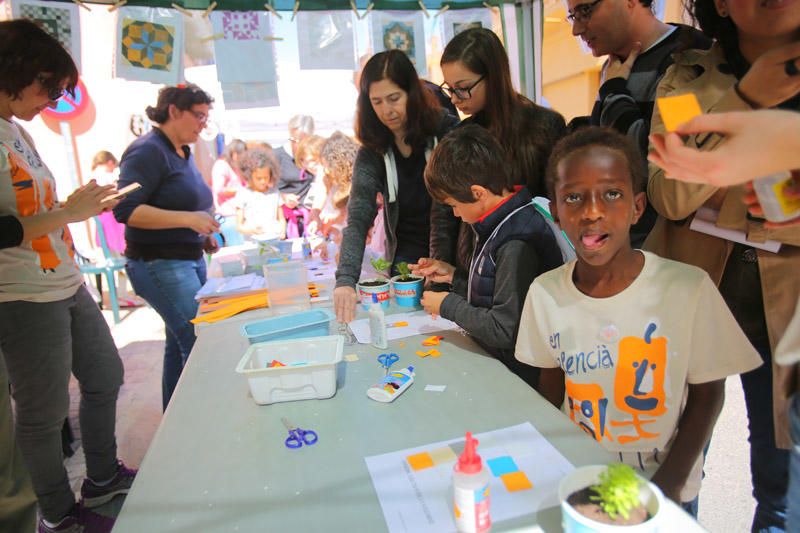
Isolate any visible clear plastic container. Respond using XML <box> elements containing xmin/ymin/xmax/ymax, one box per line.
<box><xmin>264</xmin><ymin>260</ymin><xmax>309</xmax><ymax>310</ymax></box>
<box><xmin>241</xmin><ymin>309</ymin><xmax>334</xmax><ymax>344</ymax></box>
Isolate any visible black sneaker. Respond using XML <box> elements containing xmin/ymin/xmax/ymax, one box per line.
<box><xmin>80</xmin><ymin>460</ymin><xmax>137</xmax><ymax>508</ymax></box>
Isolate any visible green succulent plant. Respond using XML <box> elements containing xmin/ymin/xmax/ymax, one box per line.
<box><xmin>370</xmin><ymin>257</ymin><xmax>391</xmax><ymax>276</ymax></box>
<box><xmin>589</xmin><ymin>463</ymin><xmax>643</xmax><ymax>520</ymax></box>
<box><xmin>395</xmin><ymin>262</ymin><xmax>414</xmax><ymax>281</ymax></box>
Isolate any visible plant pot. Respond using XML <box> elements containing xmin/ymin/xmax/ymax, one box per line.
<box><xmin>391</xmin><ymin>275</ymin><xmax>424</xmax><ymax>307</ymax></box>
<box><xmin>356</xmin><ymin>278</ymin><xmax>390</xmax><ymax>310</ymax></box>
<box><xmin>558</xmin><ymin>465</ymin><xmax>664</xmax><ymax>532</ymax></box>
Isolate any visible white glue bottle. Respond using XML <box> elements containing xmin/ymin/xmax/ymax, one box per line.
<box><xmin>369</xmin><ymin>293</ymin><xmax>388</xmax><ymax>349</ymax></box>
<box><xmin>453</xmin><ymin>432</ymin><xmax>491</xmax><ymax>533</ymax></box>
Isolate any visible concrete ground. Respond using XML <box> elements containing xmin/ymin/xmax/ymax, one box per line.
<box><xmin>63</xmin><ymin>305</ymin><xmax>757</xmax><ymax>532</ymax></box>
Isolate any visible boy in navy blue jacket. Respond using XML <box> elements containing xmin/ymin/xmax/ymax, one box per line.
<box><xmin>412</xmin><ymin>125</ymin><xmax>567</xmax><ymax>388</ymax></box>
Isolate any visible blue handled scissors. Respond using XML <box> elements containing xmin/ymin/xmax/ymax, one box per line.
<box><xmin>282</xmin><ymin>418</ymin><xmax>318</xmax><ymax>449</ymax></box>
<box><xmin>378</xmin><ymin>353</ymin><xmax>399</xmax><ymax>374</ymax></box>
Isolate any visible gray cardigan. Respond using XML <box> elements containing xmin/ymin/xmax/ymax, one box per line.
<box><xmin>335</xmin><ymin>113</ymin><xmax>457</xmax><ymax>289</ymax></box>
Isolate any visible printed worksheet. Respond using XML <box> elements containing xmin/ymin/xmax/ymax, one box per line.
<box><xmin>349</xmin><ymin>310</ymin><xmax>459</xmax><ymax>344</ymax></box>
<box><xmin>364</xmin><ymin>423</ymin><xmax>574</xmax><ymax>533</ymax></box>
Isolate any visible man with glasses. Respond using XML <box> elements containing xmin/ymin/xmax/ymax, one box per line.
<box><xmin>276</xmin><ymin>114</ymin><xmax>315</xmax><ymax>238</ymax></box>
<box><xmin>566</xmin><ymin>0</ymin><xmax>710</xmax><ymax>247</ymax></box>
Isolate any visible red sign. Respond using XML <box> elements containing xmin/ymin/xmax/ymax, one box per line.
<box><xmin>41</xmin><ymin>79</ymin><xmax>90</xmax><ymax>121</ymax></box>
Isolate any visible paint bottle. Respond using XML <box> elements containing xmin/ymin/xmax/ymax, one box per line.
<box><xmin>366</xmin><ymin>366</ymin><xmax>414</xmax><ymax>403</ymax></box>
<box><xmin>453</xmin><ymin>432</ymin><xmax>491</xmax><ymax>533</ymax></box>
<box><xmin>369</xmin><ymin>293</ymin><xmax>388</xmax><ymax>349</ymax></box>
<box><xmin>752</xmin><ymin>171</ymin><xmax>800</xmax><ymax>223</ymax></box>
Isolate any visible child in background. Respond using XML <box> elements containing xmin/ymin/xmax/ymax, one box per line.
<box><xmin>234</xmin><ymin>148</ymin><xmax>285</xmax><ymax>240</ymax></box>
<box><xmin>514</xmin><ymin>127</ymin><xmax>762</xmax><ymax>511</ymax></box>
<box><xmin>295</xmin><ymin>135</ymin><xmax>326</xmax><ymax>217</ymax></box>
<box><xmin>411</xmin><ymin>125</ymin><xmax>565</xmax><ymax>388</ymax></box>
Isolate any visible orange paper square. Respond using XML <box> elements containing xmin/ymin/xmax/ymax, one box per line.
<box><xmin>501</xmin><ymin>471</ymin><xmax>533</xmax><ymax>492</ymax></box>
<box><xmin>656</xmin><ymin>93</ymin><xmax>702</xmax><ymax>132</ymax></box>
<box><xmin>407</xmin><ymin>452</ymin><xmax>435</xmax><ymax>471</ymax></box>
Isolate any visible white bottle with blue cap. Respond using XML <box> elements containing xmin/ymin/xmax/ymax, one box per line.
<box><xmin>369</xmin><ymin>293</ymin><xmax>388</xmax><ymax>349</ymax></box>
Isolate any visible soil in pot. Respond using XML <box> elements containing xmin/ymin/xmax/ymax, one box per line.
<box><xmin>567</xmin><ymin>487</ymin><xmax>649</xmax><ymax>526</ymax></box>
<box><xmin>360</xmin><ymin>280</ymin><xmax>388</xmax><ymax>287</ymax></box>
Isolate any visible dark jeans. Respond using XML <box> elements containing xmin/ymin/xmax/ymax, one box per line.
<box><xmin>788</xmin><ymin>393</ymin><xmax>800</xmax><ymax>533</ymax></box>
<box><xmin>126</xmin><ymin>258</ymin><xmax>206</xmax><ymax>410</ymax></box>
<box><xmin>720</xmin><ymin>245</ymin><xmax>788</xmax><ymax>532</ymax></box>
<box><xmin>0</xmin><ymin>286</ymin><xmax>124</xmax><ymax>522</ymax></box>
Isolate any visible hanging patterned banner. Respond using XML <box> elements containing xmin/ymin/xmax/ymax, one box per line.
<box><xmin>369</xmin><ymin>11</ymin><xmax>427</xmax><ymax>77</ymax></box>
<box><xmin>11</xmin><ymin>0</ymin><xmax>82</xmax><ymax>71</ymax></box>
<box><xmin>210</xmin><ymin>11</ymin><xmax>277</xmax><ymax>83</ymax></box>
<box><xmin>440</xmin><ymin>8</ymin><xmax>494</xmax><ymax>46</ymax></box>
<box><xmin>184</xmin><ymin>15</ymin><xmax>215</xmax><ymax>68</ymax></box>
<box><xmin>296</xmin><ymin>11</ymin><xmax>357</xmax><ymax>71</ymax></box>
<box><xmin>220</xmin><ymin>81</ymin><xmax>280</xmax><ymax>110</ymax></box>
<box><xmin>114</xmin><ymin>6</ymin><xmax>184</xmax><ymax>85</ymax></box>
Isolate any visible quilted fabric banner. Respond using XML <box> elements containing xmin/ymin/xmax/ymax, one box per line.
<box><xmin>115</xmin><ymin>6</ymin><xmax>184</xmax><ymax>85</ymax></box>
<box><xmin>11</xmin><ymin>0</ymin><xmax>81</xmax><ymax>71</ymax></box>
<box><xmin>210</xmin><ymin>11</ymin><xmax>277</xmax><ymax>83</ymax></box>
<box><xmin>440</xmin><ymin>8</ymin><xmax>493</xmax><ymax>46</ymax></box>
<box><xmin>296</xmin><ymin>11</ymin><xmax>357</xmax><ymax>71</ymax></box>
<box><xmin>369</xmin><ymin>11</ymin><xmax>427</xmax><ymax>77</ymax></box>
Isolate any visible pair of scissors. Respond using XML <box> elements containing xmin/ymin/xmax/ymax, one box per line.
<box><xmin>378</xmin><ymin>353</ymin><xmax>399</xmax><ymax>374</ymax></box>
<box><xmin>282</xmin><ymin>418</ymin><xmax>318</xmax><ymax>449</ymax></box>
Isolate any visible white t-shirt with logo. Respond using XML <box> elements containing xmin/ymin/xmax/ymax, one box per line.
<box><xmin>516</xmin><ymin>251</ymin><xmax>761</xmax><ymax>500</ymax></box>
<box><xmin>0</xmin><ymin>119</ymin><xmax>82</xmax><ymax>302</ymax></box>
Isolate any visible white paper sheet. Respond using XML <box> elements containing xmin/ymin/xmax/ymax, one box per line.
<box><xmin>440</xmin><ymin>8</ymin><xmax>493</xmax><ymax>46</ymax></box>
<box><xmin>364</xmin><ymin>422</ymin><xmax>575</xmax><ymax>533</ymax></box>
<box><xmin>690</xmin><ymin>207</ymin><xmax>782</xmax><ymax>253</ymax></box>
<box><xmin>296</xmin><ymin>11</ymin><xmax>357</xmax><ymax>70</ymax></box>
<box><xmin>115</xmin><ymin>7</ymin><xmax>184</xmax><ymax>85</ymax></box>
<box><xmin>210</xmin><ymin>11</ymin><xmax>277</xmax><ymax>83</ymax></box>
<box><xmin>349</xmin><ymin>310</ymin><xmax>459</xmax><ymax>344</ymax></box>
<box><xmin>370</xmin><ymin>11</ymin><xmax>427</xmax><ymax>77</ymax></box>
<box><xmin>12</xmin><ymin>0</ymin><xmax>82</xmax><ymax>72</ymax></box>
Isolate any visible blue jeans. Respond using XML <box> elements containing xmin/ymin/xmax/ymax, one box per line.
<box><xmin>788</xmin><ymin>393</ymin><xmax>800</xmax><ymax>533</ymax></box>
<box><xmin>126</xmin><ymin>258</ymin><xmax>206</xmax><ymax>410</ymax></box>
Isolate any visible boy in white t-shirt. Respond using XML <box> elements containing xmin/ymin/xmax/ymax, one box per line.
<box><xmin>515</xmin><ymin>127</ymin><xmax>762</xmax><ymax>512</ymax></box>
<box><xmin>234</xmin><ymin>147</ymin><xmax>285</xmax><ymax>240</ymax></box>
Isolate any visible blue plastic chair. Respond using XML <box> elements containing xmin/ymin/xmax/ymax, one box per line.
<box><xmin>77</xmin><ymin>217</ymin><xmax>127</xmax><ymax>324</ymax></box>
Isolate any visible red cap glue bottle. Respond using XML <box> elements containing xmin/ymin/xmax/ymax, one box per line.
<box><xmin>453</xmin><ymin>432</ymin><xmax>491</xmax><ymax>532</ymax></box>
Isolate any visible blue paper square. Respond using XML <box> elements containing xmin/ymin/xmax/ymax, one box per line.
<box><xmin>487</xmin><ymin>456</ymin><xmax>518</xmax><ymax>477</ymax></box>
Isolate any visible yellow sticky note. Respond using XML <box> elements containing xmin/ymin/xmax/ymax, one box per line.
<box><xmin>344</xmin><ymin>354</ymin><xmax>359</xmax><ymax>362</ymax></box>
<box><xmin>427</xmin><ymin>349</ymin><xmax>441</xmax><ymax>358</ymax></box>
<box><xmin>390</xmin><ymin>321</ymin><xmax>409</xmax><ymax>327</ymax></box>
<box><xmin>501</xmin><ymin>471</ymin><xmax>533</xmax><ymax>492</ymax></box>
<box><xmin>428</xmin><ymin>446</ymin><xmax>458</xmax><ymax>465</ymax></box>
<box><xmin>656</xmin><ymin>93</ymin><xmax>702</xmax><ymax>132</ymax></box>
<box><xmin>407</xmin><ymin>452</ymin><xmax>435</xmax><ymax>471</ymax></box>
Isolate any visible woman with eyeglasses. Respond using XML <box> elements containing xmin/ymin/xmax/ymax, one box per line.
<box><xmin>114</xmin><ymin>84</ymin><xmax>220</xmax><ymax>410</ymax></box>
<box><xmin>434</xmin><ymin>28</ymin><xmax>567</xmax><ymax>269</ymax></box>
<box><xmin>333</xmin><ymin>50</ymin><xmax>458</xmax><ymax>324</ymax></box>
<box><xmin>645</xmin><ymin>0</ymin><xmax>800</xmax><ymax>526</ymax></box>
<box><xmin>0</xmin><ymin>20</ymin><xmax>137</xmax><ymax>532</ymax></box>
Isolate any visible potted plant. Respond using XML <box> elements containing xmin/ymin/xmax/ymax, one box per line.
<box><xmin>558</xmin><ymin>464</ymin><xmax>664</xmax><ymax>532</ymax></box>
<box><xmin>356</xmin><ymin>257</ymin><xmax>391</xmax><ymax>309</ymax></box>
<box><xmin>390</xmin><ymin>262</ymin><xmax>424</xmax><ymax>307</ymax></box>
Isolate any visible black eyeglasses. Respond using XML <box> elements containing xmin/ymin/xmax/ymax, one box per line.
<box><xmin>567</xmin><ymin>0</ymin><xmax>603</xmax><ymax>24</ymax></box>
<box><xmin>440</xmin><ymin>75</ymin><xmax>486</xmax><ymax>100</ymax></box>
<box><xmin>36</xmin><ymin>74</ymin><xmax>65</xmax><ymax>102</ymax></box>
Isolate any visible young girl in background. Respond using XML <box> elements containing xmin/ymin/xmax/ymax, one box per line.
<box><xmin>234</xmin><ymin>147</ymin><xmax>285</xmax><ymax>240</ymax></box>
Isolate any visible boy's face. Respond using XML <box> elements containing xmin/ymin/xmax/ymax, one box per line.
<box><xmin>250</xmin><ymin>167</ymin><xmax>272</xmax><ymax>193</ymax></box>
<box><xmin>552</xmin><ymin>146</ymin><xmax>645</xmax><ymax>267</ymax></box>
<box><xmin>442</xmin><ymin>187</ymin><xmax>486</xmax><ymax>225</ymax></box>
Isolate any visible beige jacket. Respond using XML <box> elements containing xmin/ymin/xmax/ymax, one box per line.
<box><xmin>644</xmin><ymin>44</ymin><xmax>800</xmax><ymax>448</ymax></box>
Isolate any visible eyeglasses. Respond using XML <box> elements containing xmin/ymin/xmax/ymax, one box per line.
<box><xmin>567</xmin><ymin>0</ymin><xmax>603</xmax><ymax>23</ymax></box>
<box><xmin>36</xmin><ymin>74</ymin><xmax>65</xmax><ymax>102</ymax></box>
<box><xmin>189</xmin><ymin>110</ymin><xmax>208</xmax><ymax>124</ymax></box>
<box><xmin>440</xmin><ymin>75</ymin><xmax>485</xmax><ymax>100</ymax></box>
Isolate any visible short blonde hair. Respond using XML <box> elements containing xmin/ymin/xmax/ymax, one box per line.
<box><xmin>295</xmin><ymin>135</ymin><xmax>326</xmax><ymax>164</ymax></box>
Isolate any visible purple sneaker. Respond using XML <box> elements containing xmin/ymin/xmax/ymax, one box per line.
<box><xmin>80</xmin><ymin>460</ymin><xmax>137</xmax><ymax>508</ymax></box>
<box><xmin>38</xmin><ymin>503</ymin><xmax>116</xmax><ymax>533</ymax></box>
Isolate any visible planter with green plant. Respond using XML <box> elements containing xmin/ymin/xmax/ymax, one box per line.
<box><xmin>390</xmin><ymin>262</ymin><xmax>424</xmax><ymax>307</ymax></box>
<box><xmin>356</xmin><ymin>257</ymin><xmax>391</xmax><ymax>309</ymax></box>
<box><xmin>558</xmin><ymin>463</ymin><xmax>664</xmax><ymax>532</ymax></box>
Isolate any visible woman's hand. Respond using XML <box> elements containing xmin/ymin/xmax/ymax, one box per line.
<box><xmin>420</xmin><ymin>290</ymin><xmax>448</xmax><ymax>318</ymax></box>
<box><xmin>743</xmin><ymin>177</ymin><xmax>800</xmax><ymax>229</ymax></box>
<box><xmin>737</xmin><ymin>41</ymin><xmax>800</xmax><ymax>108</ymax></box>
<box><xmin>184</xmin><ymin>211</ymin><xmax>221</xmax><ymax>235</ymax></box>
<box><xmin>334</xmin><ymin>286</ymin><xmax>358</xmax><ymax>323</ymax></box>
<box><xmin>63</xmin><ymin>180</ymin><xmax>118</xmax><ymax>223</ymax></box>
<box><xmin>410</xmin><ymin>258</ymin><xmax>455</xmax><ymax>284</ymax></box>
<box><xmin>203</xmin><ymin>235</ymin><xmax>220</xmax><ymax>254</ymax></box>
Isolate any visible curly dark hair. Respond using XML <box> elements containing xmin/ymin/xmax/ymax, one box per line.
<box><xmin>0</xmin><ymin>20</ymin><xmax>79</xmax><ymax>100</ymax></box>
<box><xmin>545</xmin><ymin>127</ymin><xmax>646</xmax><ymax>201</ymax></box>
<box><xmin>683</xmin><ymin>0</ymin><xmax>747</xmax><ymax>77</ymax></box>
<box><xmin>145</xmin><ymin>84</ymin><xmax>214</xmax><ymax>125</ymax></box>
<box><xmin>424</xmin><ymin>124</ymin><xmax>511</xmax><ymax>203</ymax></box>
<box><xmin>355</xmin><ymin>50</ymin><xmax>441</xmax><ymax>154</ymax></box>
<box><xmin>239</xmin><ymin>147</ymin><xmax>280</xmax><ymax>188</ymax></box>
